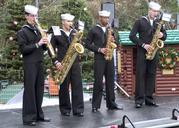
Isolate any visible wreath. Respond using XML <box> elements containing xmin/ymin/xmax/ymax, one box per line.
<box><xmin>159</xmin><ymin>48</ymin><xmax>178</xmax><ymax>70</ymax></box>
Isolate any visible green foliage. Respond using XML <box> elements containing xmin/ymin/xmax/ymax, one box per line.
<box><xmin>117</xmin><ymin>0</ymin><xmax>148</xmax><ymax>30</ymax></box>
<box><xmin>38</xmin><ymin>2</ymin><xmax>62</xmax><ymax>28</ymax></box>
<box><xmin>38</xmin><ymin>0</ymin><xmax>93</xmax><ymax>31</ymax></box>
<box><xmin>160</xmin><ymin>0</ymin><xmax>178</xmax><ymax>13</ymax></box>
<box><xmin>80</xmin><ymin>50</ymin><xmax>94</xmax><ymax>83</ymax></box>
<box><xmin>3</xmin><ymin>0</ymin><xmax>32</xmax><ymax>40</ymax></box>
<box><xmin>59</xmin><ymin>0</ymin><xmax>93</xmax><ymax>34</ymax></box>
<box><xmin>0</xmin><ymin>0</ymin><xmax>32</xmax><ymax>82</ymax></box>
<box><xmin>43</xmin><ymin>53</ymin><xmax>53</xmax><ymax>77</ymax></box>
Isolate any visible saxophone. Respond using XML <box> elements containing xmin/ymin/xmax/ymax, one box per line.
<box><xmin>145</xmin><ymin>20</ymin><xmax>164</xmax><ymax>60</ymax></box>
<box><xmin>104</xmin><ymin>27</ymin><xmax>117</xmax><ymax>60</ymax></box>
<box><xmin>35</xmin><ymin>19</ymin><xmax>56</xmax><ymax>59</ymax></box>
<box><xmin>52</xmin><ymin>29</ymin><xmax>84</xmax><ymax>85</ymax></box>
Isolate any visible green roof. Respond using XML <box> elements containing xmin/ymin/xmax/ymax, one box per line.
<box><xmin>118</xmin><ymin>30</ymin><xmax>179</xmax><ymax>45</ymax></box>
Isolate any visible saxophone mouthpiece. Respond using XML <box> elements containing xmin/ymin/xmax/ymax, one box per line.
<box><xmin>70</xmin><ymin>26</ymin><xmax>78</xmax><ymax>34</ymax></box>
<box><xmin>35</xmin><ymin>17</ymin><xmax>38</xmax><ymax>21</ymax></box>
<box><xmin>34</xmin><ymin>18</ymin><xmax>39</xmax><ymax>24</ymax></box>
<box><xmin>70</xmin><ymin>26</ymin><xmax>74</xmax><ymax>29</ymax></box>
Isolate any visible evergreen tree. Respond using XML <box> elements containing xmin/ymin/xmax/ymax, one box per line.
<box><xmin>0</xmin><ymin>0</ymin><xmax>32</xmax><ymax>82</ymax></box>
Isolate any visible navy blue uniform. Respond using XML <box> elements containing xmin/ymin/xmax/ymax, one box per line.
<box><xmin>85</xmin><ymin>25</ymin><xmax>117</xmax><ymax>109</ymax></box>
<box><xmin>17</xmin><ymin>23</ymin><xmax>46</xmax><ymax>123</ymax></box>
<box><xmin>50</xmin><ymin>29</ymin><xmax>84</xmax><ymax>115</ymax></box>
<box><xmin>129</xmin><ymin>16</ymin><xmax>167</xmax><ymax>105</ymax></box>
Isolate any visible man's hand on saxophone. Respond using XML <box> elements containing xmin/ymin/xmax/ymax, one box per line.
<box><xmin>36</xmin><ymin>37</ymin><xmax>48</xmax><ymax>48</ymax></box>
<box><xmin>143</xmin><ymin>44</ymin><xmax>154</xmax><ymax>53</ymax></box>
<box><xmin>99</xmin><ymin>48</ymin><xmax>108</xmax><ymax>55</ymax></box>
<box><xmin>157</xmin><ymin>32</ymin><xmax>163</xmax><ymax>38</ymax></box>
<box><xmin>38</xmin><ymin>37</ymin><xmax>48</xmax><ymax>46</ymax></box>
<box><xmin>54</xmin><ymin>61</ymin><xmax>63</xmax><ymax>71</ymax></box>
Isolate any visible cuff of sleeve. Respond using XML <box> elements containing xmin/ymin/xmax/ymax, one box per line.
<box><xmin>98</xmin><ymin>48</ymin><xmax>101</xmax><ymax>53</ymax></box>
<box><xmin>142</xmin><ymin>43</ymin><xmax>145</xmax><ymax>48</ymax></box>
<box><xmin>35</xmin><ymin>43</ymin><xmax>39</xmax><ymax>48</ymax></box>
<box><xmin>54</xmin><ymin>60</ymin><xmax>59</xmax><ymax>65</ymax></box>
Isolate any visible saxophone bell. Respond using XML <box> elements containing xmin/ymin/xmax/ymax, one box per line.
<box><xmin>74</xmin><ymin>43</ymin><xmax>84</xmax><ymax>54</ymax></box>
<box><xmin>156</xmin><ymin>40</ymin><xmax>164</xmax><ymax>48</ymax></box>
<box><xmin>71</xmin><ymin>21</ymin><xmax>85</xmax><ymax>54</ymax></box>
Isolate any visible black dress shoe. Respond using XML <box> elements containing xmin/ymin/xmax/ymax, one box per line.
<box><xmin>135</xmin><ymin>103</ymin><xmax>142</xmax><ymax>108</ymax></box>
<box><xmin>92</xmin><ymin>108</ymin><xmax>99</xmax><ymax>113</ymax></box>
<box><xmin>108</xmin><ymin>106</ymin><xmax>123</xmax><ymax>110</ymax></box>
<box><xmin>23</xmin><ymin>121</ymin><xmax>36</xmax><ymax>126</ymax></box>
<box><xmin>61</xmin><ymin>112</ymin><xmax>70</xmax><ymax>116</ymax></box>
<box><xmin>108</xmin><ymin>102</ymin><xmax>123</xmax><ymax>110</ymax></box>
<box><xmin>73</xmin><ymin>113</ymin><xmax>84</xmax><ymax>117</ymax></box>
<box><xmin>145</xmin><ymin>102</ymin><xmax>158</xmax><ymax>107</ymax></box>
<box><xmin>37</xmin><ymin>117</ymin><xmax>51</xmax><ymax>122</ymax></box>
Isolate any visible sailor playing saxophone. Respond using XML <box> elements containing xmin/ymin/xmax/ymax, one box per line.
<box><xmin>50</xmin><ymin>13</ymin><xmax>84</xmax><ymax>117</ymax></box>
<box><xmin>17</xmin><ymin>4</ymin><xmax>51</xmax><ymax>126</ymax></box>
<box><xmin>129</xmin><ymin>1</ymin><xmax>167</xmax><ymax>108</ymax></box>
<box><xmin>85</xmin><ymin>10</ymin><xmax>123</xmax><ymax>113</ymax></box>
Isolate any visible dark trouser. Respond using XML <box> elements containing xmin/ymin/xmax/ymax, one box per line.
<box><xmin>135</xmin><ymin>48</ymin><xmax>158</xmax><ymax>104</ymax></box>
<box><xmin>92</xmin><ymin>58</ymin><xmax>116</xmax><ymax>109</ymax></box>
<box><xmin>23</xmin><ymin>62</ymin><xmax>44</xmax><ymax>123</ymax></box>
<box><xmin>59</xmin><ymin>62</ymin><xmax>84</xmax><ymax>114</ymax></box>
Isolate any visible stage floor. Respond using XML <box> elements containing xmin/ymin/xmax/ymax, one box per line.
<box><xmin>0</xmin><ymin>93</ymin><xmax>179</xmax><ymax>128</ymax></box>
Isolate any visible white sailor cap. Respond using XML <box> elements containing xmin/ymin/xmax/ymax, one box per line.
<box><xmin>24</xmin><ymin>5</ymin><xmax>38</xmax><ymax>15</ymax></box>
<box><xmin>98</xmin><ymin>10</ymin><xmax>110</xmax><ymax>17</ymax></box>
<box><xmin>61</xmin><ymin>13</ymin><xmax>75</xmax><ymax>21</ymax></box>
<box><xmin>148</xmin><ymin>1</ymin><xmax>161</xmax><ymax>11</ymax></box>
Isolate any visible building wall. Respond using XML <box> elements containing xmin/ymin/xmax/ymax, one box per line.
<box><xmin>156</xmin><ymin>45</ymin><xmax>179</xmax><ymax>96</ymax></box>
<box><xmin>118</xmin><ymin>46</ymin><xmax>134</xmax><ymax>96</ymax></box>
<box><xmin>118</xmin><ymin>45</ymin><xmax>179</xmax><ymax>96</ymax></box>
